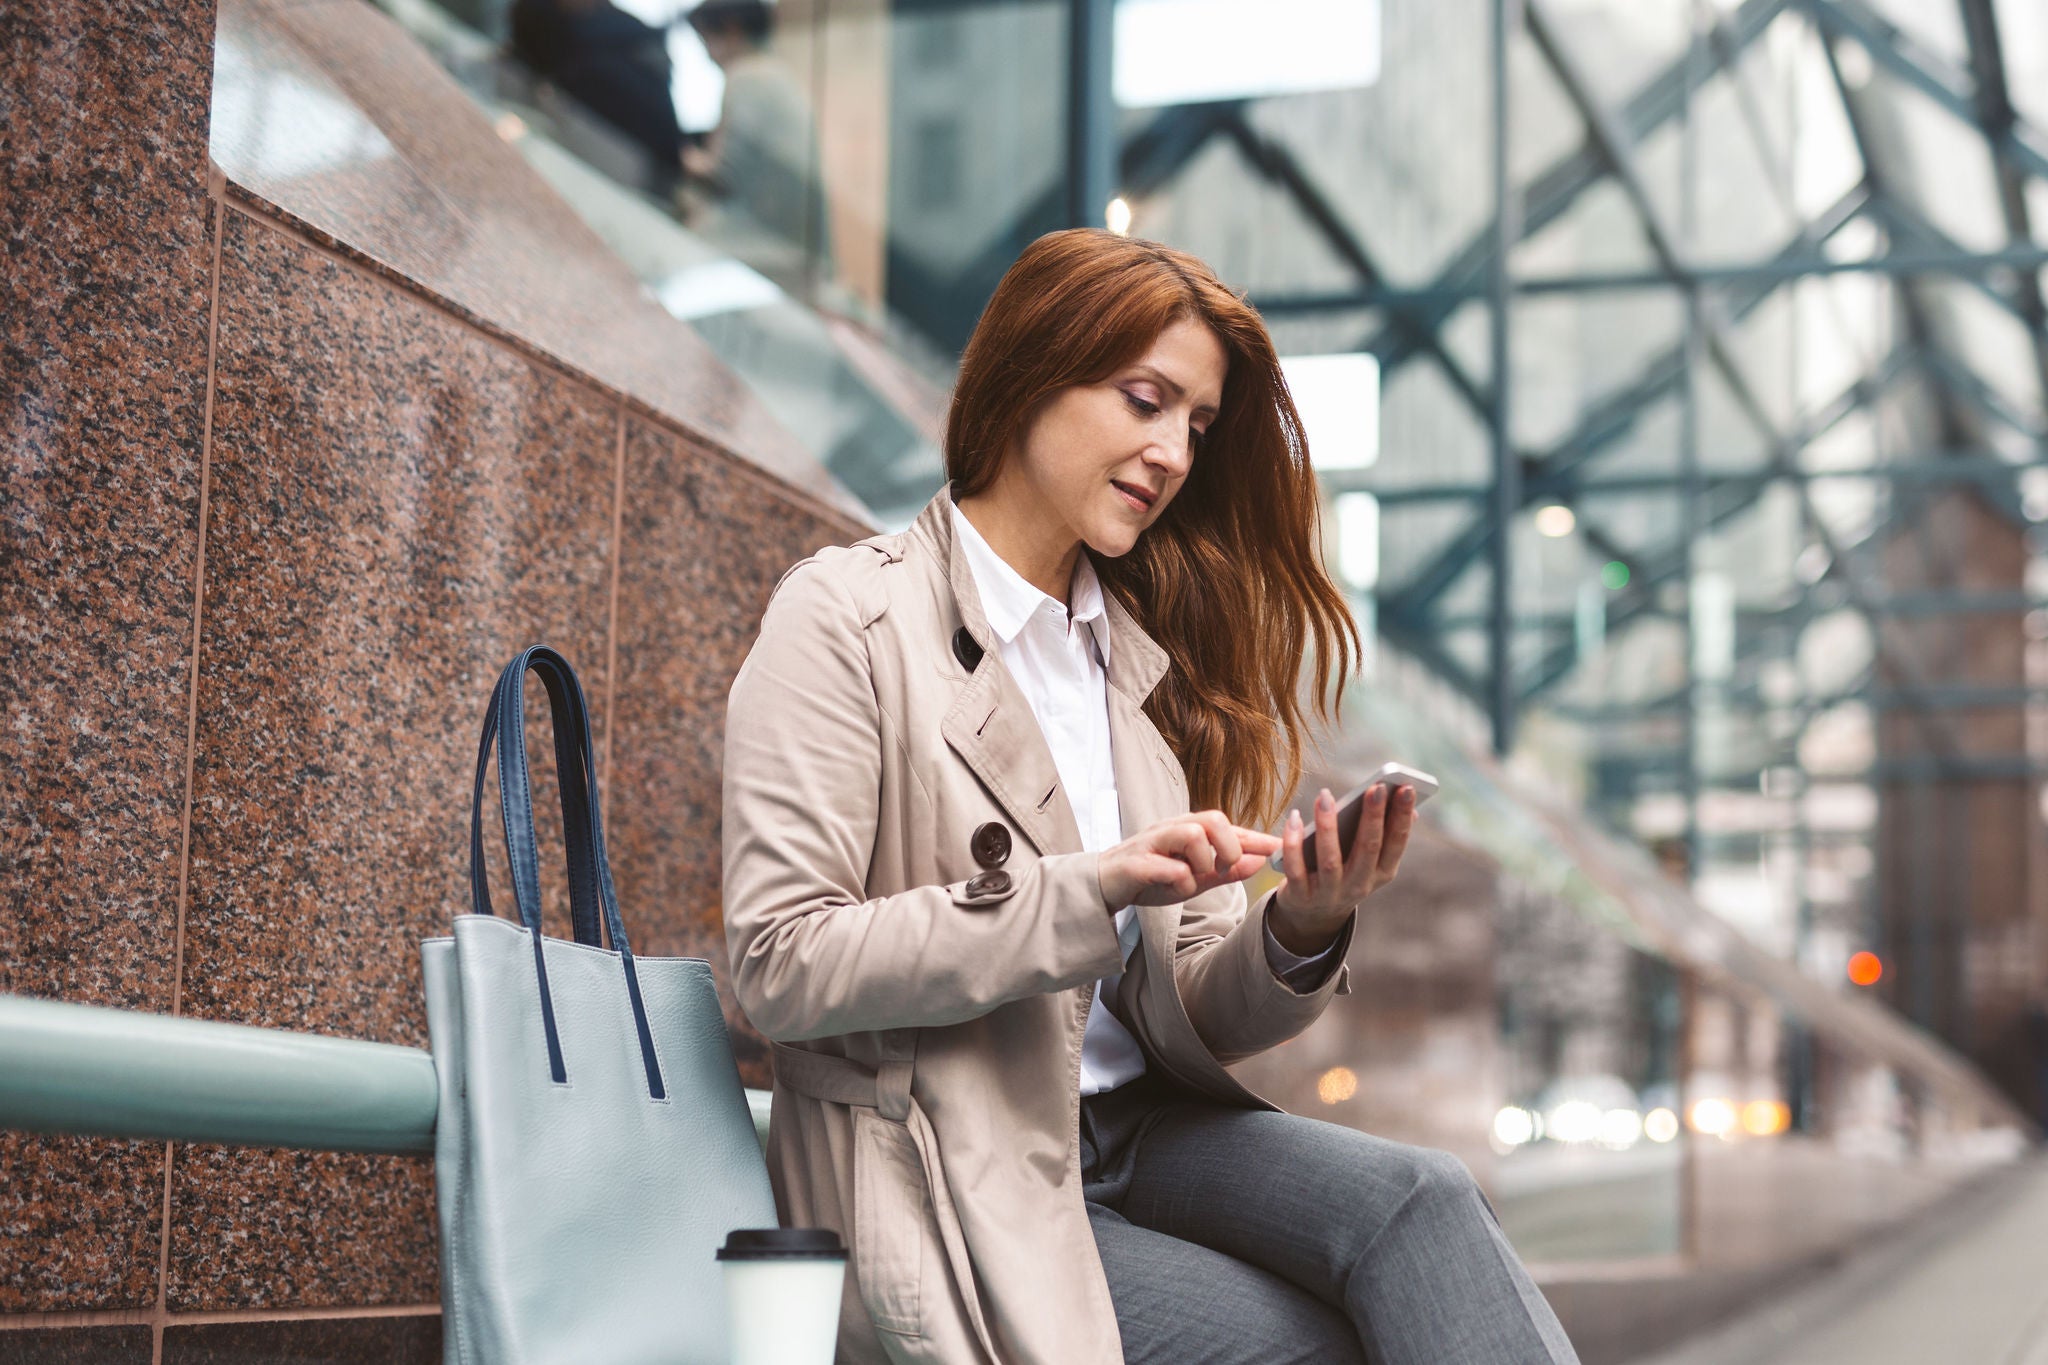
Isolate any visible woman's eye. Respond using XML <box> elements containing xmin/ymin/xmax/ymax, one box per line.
<box><xmin>1189</xmin><ymin>427</ymin><xmax>1207</xmax><ymax>450</ymax></box>
<box><xmin>1122</xmin><ymin>391</ymin><xmax>1160</xmax><ymax>418</ymax></box>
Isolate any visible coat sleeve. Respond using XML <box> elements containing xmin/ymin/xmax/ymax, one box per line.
<box><xmin>1168</xmin><ymin>877</ymin><xmax>1354</xmax><ymax>1067</ymax></box>
<box><xmin>722</xmin><ymin>559</ymin><xmax>1126</xmax><ymax>1042</ymax></box>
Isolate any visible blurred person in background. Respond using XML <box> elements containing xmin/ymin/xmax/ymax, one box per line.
<box><xmin>683</xmin><ymin>0</ymin><xmax>830</xmax><ymax>283</ymax></box>
<box><xmin>508</xmin><ymin>0</ymin><xmax>693</xmax><ymax>191</ymax></box>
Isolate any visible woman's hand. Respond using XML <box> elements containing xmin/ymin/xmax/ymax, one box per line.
<box><xmin>1097</xmin><ymin>811</ymin><xmax>1283</xmax><ymax>911</ymax></box>
<box><xmin>1270</xmin><ymin>784</ymin><xmax>1417</xmax><ymax>955</ymax></box>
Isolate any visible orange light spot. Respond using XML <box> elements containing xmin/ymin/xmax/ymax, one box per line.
<box><xmin>1741</xmin><ymin>1100</ymin><xmax>1790</xmax><ymax>1137</ymax></box>
<box><xmin>1848</xmin><ymin>951</ymin><xmax>1883</xmax><ymax>987</ymax></box>
<box><xmin>1316</xmin><ymin>1067</ymin><xmax>1359</xmax><ymax>1105</ymax></box>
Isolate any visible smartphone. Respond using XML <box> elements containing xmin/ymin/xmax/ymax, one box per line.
<box><xmin>1268</xmin><ymin>761</ymin><xmax>1439</xmax><ymax>871</ymax></box>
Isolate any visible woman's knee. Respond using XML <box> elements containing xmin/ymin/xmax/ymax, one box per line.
<box><xmin>1392</xmin><ymin>1144</ymin><xmax>1483</xmax><ymax>1211</ymax></box>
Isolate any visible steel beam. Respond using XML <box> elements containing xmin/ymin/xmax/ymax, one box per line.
<box><xmin>1066</xmin><ymin>0</ymin><xmax>1115</xmax><ymax>230</ymax></box>
<box><xmin>1803</xmin><ymin>0</ymin><xmax>2048</xmax><ymax>184</ymax></box>
<box><xmin>1490</xmin><ymin>0</ymin><xmax>1521</xmax><ymax>754</ymax></box>
<box><xmin>1378</xmin><ymin>185</ymin><xmax>1874</xmax><ymax>621</ymax></box>
<box><xmin>1956</xmin><ymin>0</ymin><xmax>2048</xmax><ymax>411</ymax></box>
<box><xmin>1348</xmin><ymin>0</ymin><xmax>1795</xmax><ymax>371</ymax></box>
<box><xmin>1339</xmin><ymin>447</ymin><xmax>2043</xmax><ymax>501</ymax></box>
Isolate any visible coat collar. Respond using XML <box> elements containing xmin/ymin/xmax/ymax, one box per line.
<box><xmin>910</xmin><ymin>486</ymin><xmax>1172</xmax><ymax>706</ymax></box>
<box><xmin>909</xmin><ymin>485</ymin><xmax>1177</xmax><ymax>859</ymax></box>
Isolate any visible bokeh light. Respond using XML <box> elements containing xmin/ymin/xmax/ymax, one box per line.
<box><xmin>1316</xmin><ymin>1066</ymin><xmax>1358</xmax><ymax>1104</ymax></box>
<box><xmin>1848</xmin><ymin>951</ymin><xmax>1884</xmax><ymax>986</ymax></box>
<box><xmin>1688</xmin><ymin>1097</ymin><xmax>1736</xmax><ymax>1138</ymax></box>
<box><xmin>1742</xmin><ymin>1100</ymin><xmax>1791</xmax><ymax>1137</ymax></box>
<box><xmin>1493</xmin><ymin>1106</ymin><xmax>1535</xmax><ymax>1148</ymax></box>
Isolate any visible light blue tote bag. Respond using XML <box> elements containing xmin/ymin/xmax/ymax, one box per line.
<box><xmin>422</xmin><ymin>646</ymin><xmax>776</xmax><ymax>1364</ymax></box>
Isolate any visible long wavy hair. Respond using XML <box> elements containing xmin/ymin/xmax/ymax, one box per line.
<box><xmin>945</xmin><ymin>229</ymin><xmax>1360</xmax><ymax>828</ymax></box>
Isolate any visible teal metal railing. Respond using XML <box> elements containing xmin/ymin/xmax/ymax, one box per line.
<box><xmin>0</xmin><ymin>994</ymin><xmax>773</xmax><ymax>1153</ymax></box>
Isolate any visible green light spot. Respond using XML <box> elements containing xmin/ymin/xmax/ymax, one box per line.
<box><xmin>1601</xmin><ymin>561</ymin><xmax>1630</xmax><ymax>590</ymax></box>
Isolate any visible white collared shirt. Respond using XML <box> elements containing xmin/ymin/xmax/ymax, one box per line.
<box><xmin>949</xmin><ymin>504</ymin><xmax>1336</xmax><ymax>1096</ymax></box>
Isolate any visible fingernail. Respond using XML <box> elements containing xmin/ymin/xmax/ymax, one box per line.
<box><xmin>1370</xmin><ymin>784</ymin><xmax>1386</xmax><ymax>804</ymax></box>
<box><xmin>1401</xmin><ymin>787</ymin><xmax>1416</xmax><ymax>805</ymax></box>
<box><xmin>1288</xmin><ymin>809</ymin><xmax>1302</xmax><ymax>833</ymax></box>
<box><xmin>1318</xmin><ymin>789</ymin><xmax>1333</xmax><ymax>812</ymax></box>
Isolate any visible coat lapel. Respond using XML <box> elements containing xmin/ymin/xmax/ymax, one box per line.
<box><xmin>925</xmin><ymin>492</ymin><xmax>1085</xmax><ymax>857</ymax></box>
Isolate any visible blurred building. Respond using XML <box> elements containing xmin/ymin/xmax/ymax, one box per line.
<box><xmin>4</xmin><ymin>0</ymin><xmax>2046</xmax><ymax>1361</ymax></box>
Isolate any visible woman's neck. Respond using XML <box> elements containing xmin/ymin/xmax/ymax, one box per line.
<box><xmin>956</xmin><ymin>483</ymin><xmax>1082</xmax><ymax>605</ymax></box>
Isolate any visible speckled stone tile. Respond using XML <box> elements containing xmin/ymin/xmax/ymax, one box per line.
<box><xmin>0</xmin><ymin>1326</ymin><xmax>153</xmax><ymax>1365</ymax></box>
<box><xmin>167</xmin><ymin>207</ymin><xmax>619</xmax><ymax>1308</ymax></box>
<box><xmin>0</xmin><ymin>0</ymin><xmax>215</xmax><ymax>1314</ymax></box>
<box><xmin>604</xmin><ymin>418</ymin><xmax>862</xmax><ymax>1088</ymax></box>
<box><xmin>163</xmin><ymin>1312</ymin><xmax>440</xmax><ymax>1363</ymax></box>
<box><xmin>208</xmin><ymin>0</ymin><xmax>860</xmax><ymax>521</ymax></box>
<box><xmin>167</xmin><ymin>1147</ymin><xmax>439</xmax><ymax>1312</ymax></box>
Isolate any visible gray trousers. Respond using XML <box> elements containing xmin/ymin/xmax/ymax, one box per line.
<box><xmin>1080</xmin><ymin>1071</ymin><xmax>1581</xmax><ymax>1365</ymax></box>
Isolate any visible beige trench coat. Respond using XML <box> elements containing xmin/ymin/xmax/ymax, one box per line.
<box><xmin>721</xmin><ymin>488</ymin><xmax>1355</xmax><ymax>1364</ymax></box>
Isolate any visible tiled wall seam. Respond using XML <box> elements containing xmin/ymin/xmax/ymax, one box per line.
<box><xmin>602</xmin><ymin>402</ymin><xmax>629</xmax><ymax>823</ymax></box>
<box><xmin>141</xmin><ymin>186</ymin><xmax>233</xmax><ymax>1365</ymax></box>
<box><xmin>0</xmin><ymin>1305</ymin><xmax>439</xmax><ymax>1330</ymax></box>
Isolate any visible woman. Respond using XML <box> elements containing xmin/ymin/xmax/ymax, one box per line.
<box><xmin>722</xmin><ymin>230</ymin><xmax>1579</xmax><ymax>1365</ymax></box>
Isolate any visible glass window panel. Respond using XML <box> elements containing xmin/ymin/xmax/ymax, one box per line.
<box><xmin>1576</xmin><ymin>394</ymin><xmax>1682</xmax><ymax>476</ymax></box>
<box><xmin>1380</xmin><ymin>502</ymin><xmax>1486</xmax><ymax>600</ymax></box>
<box><xmin>1505</xmin><ymin>20</ymin><xmax>1589</xmax><ymax>192</ymax></box>
<box><xmin>1534</xmin><ymin>0</ymin><xmax>1690</xmax><ymax>117</ymax></box>
<box><xmin>1249</xmin><ymin>3</ymin><xmax>1493</xmax><ymax>285</ymax></box>
<box><xmin>1865</xmin><ymin>0</ymin><xmax>1971</xmax><ymax>68</ymax></box>
<box><xmin>1579</xmin><ymin>488</ymin><xmax>1682</xmax><ymax>559</ymax></box>
<box><xmin>1113</xmin><ymin>0</ymin><xmax>1381</xmax><ymax>108</ymax></box>
<box><xmin>1998</xmin><ymin>0</ymin><xmax>2048</xmax><ymax>135</ymax></box>
<box><xmin>1146</xmin><ymin>127</ymin><xmax>1361</xmax><ymax>300</ymax></box>
<box><xmin>1783</xmin><ymin>14</ymin><xmax>1868</xmax><ymax>222</ymax></box>
<box><xmin>1509</xmin><ymin>284</ymin><xmax>1686</xmax><ymax>456</ymax></box>
<box><xmin>1375</xmin><ymin>352</ymin><xmax>1493</xmax><ymax>490</ymax></box>
<box><xmin>1931</xmin><ymin>281</ymin><xmax>2048</xmax><ymax>430</ymax></box>
<box><xmin>1876</xmin><ymin>67</ymin><xmax>2009</xmax><ymax>255</ymax></box>
<box><xmin>1639</xmin><ymin>69</ymin><xmax>1798</xmax><ymax>264</ymax></box>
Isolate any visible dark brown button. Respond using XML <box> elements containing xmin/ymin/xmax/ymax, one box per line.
<box><xmin>964</xmin><ymin>870</ymin><xmax>1012</xmax><ymax>898</ymax></box>
<box><xmin>970</xmin><ymin>821</ymin><xmax>1012</xmax><ymax>869</ymax></box>
<box><xmin>953</xmin><ymin>627</ymin><xmax>984</xmax><ymax>672</ymax></box>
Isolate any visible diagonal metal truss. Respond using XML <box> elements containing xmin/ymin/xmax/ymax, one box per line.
<box><xmin>947</xmin><ymin>0</ymin><xmax>2048</xmax><ymax>764</ymax></box>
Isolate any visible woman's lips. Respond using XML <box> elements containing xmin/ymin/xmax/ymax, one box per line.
<box><xmin>1112</xmin><ymin>480</ymin><xmax>1156</xmax><ymax>512</ymax></box>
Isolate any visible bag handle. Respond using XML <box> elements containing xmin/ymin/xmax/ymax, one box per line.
<box><xmin>469</xmin><ymin>648</ymin><xmax>615</xmax><ymax>948</ymax></box>
<box><xmin>466</xmin><ymin>646</ymin><xmax>666</xmax><ymax>1099</ymax></box>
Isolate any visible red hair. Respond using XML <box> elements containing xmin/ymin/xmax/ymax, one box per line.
<box><xmin>946</xmin><ymin>229</ymin><xmax>1360</xmax><ymax>826</ymax></box>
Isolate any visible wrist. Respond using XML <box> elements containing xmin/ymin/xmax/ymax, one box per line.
<box><xmin>1267</xmin><ymin>894</ymin><xmax>1344</xmax><ymax>957</ymax></box>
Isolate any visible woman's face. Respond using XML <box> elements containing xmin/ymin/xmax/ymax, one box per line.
<box><xmin>1005</xmin><ymin>317</ymin><xmax>1228</xmax><ymax>558</ymax></box>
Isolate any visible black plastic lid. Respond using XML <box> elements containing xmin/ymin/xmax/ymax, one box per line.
<box><xmin>716</xmin><ymin>1227</ymin><xmax>847</xmax><ymax>1261</ymax></box>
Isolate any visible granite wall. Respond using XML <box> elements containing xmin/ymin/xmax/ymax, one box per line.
<box><xmin>1</xmin><ymin>0</ymin><xmax>863</xmax><ymax>1356</ymax></box>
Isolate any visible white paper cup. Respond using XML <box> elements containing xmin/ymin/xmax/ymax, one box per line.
<box><xmin>717</xmin><ymin>1228</ymin><xmax>847</xmax><ymax>1365</ymax></box>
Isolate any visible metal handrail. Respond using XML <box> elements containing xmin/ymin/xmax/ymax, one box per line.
<box><xmin>0</xmin><ymin>994</ymin><xmax>772</xmax><ymax>1154</ymax></box>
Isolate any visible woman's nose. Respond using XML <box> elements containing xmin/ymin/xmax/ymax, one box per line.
<box><xmin>1146</xmin><ymin>433</ymin><xmax>1194</xmax><ymax>477</ymax></box>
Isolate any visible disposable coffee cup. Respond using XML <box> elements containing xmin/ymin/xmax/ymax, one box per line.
<box><xmin>717</xmin><ymin>1228</ymin><xmax>847</xmax><ymax>1365</ymax></box>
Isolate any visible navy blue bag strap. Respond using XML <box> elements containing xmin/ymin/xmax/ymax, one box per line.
<box><xmin>466</xmin><ymin>646</ymin><xmax>666</xmax><ymax>1099</ymax></box>
<box><xmin>480</xmin><ymin>649</ymin><xmax>609</xmax><ymax>945</ymax></box>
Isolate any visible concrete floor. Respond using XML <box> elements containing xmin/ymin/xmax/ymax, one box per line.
<box><xmin>1625</xmin><ymin>1156</ymin><xmax>2048</xmax><ymax>1365</ymax></box>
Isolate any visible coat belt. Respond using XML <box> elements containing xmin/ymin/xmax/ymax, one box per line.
<box><xmin>770</xmin><ymin>1041</ymin><xmax>915</xmax><ymax>1123</ymax></box>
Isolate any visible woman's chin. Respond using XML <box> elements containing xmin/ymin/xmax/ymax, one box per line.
<box><xmin>1085</xmin><ymin>525</ymin><xmax>1143</xmax><ymax>559</ymax></box>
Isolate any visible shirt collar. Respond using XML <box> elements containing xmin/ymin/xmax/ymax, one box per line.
<box><xmin>948</xmin><ymin>503</ymin><xmax>1112</xmax><ymax>666</ymax></box>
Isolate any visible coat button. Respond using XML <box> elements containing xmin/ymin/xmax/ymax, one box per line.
<box><xmin>953</xmin><ymin>626</ymin><xmax>984</xmax><ymax>672</ymax></box>
<box><xmin>964</xmin><ymin>870</ymin><xmax>1012</xmax><ymax>898</ymax></box>
<box><xmin>970</xmin><ymin>821</ymin><xmax>1012</xmax><ymax>869</ymax></box>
